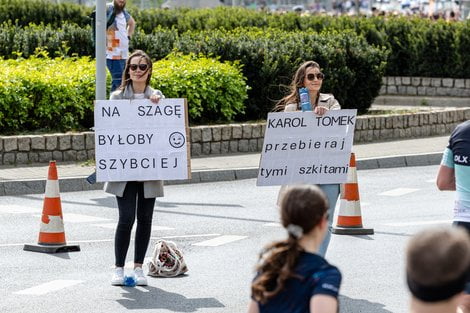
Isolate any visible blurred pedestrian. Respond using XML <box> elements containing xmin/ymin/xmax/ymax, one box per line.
<box><xmin>275</xmin><ymin>60</ymin><xmax>341</xmax><ymax>257</ymax></box>
<box><xmin>406</xmin><ymin>227</ymin><xmax>470</xmax><ymax>313</ymax></box>
<box><xmin>105</xmin><ymin>0</ymin><xmax>135</xmax><ymax>92</ymax></box>
<box><xmin>106</xmin><ymin>50</ymin><xmax>164</xmax><ymax>286</ymax></box>
<box><xmin>248</xmin><ymin>185</ymin><xmax>342</xmax><ymax>313</ymax></box>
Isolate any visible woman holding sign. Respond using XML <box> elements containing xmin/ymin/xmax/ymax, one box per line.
<box><xmin>105</xmin><ymin>50</ymin><xmax>164</xmax><ymax>286</ymax></box>
<box><xmin>275</xmin><ymin>61</ymin><xmax>341</xmax><ymax>257</ymax></box>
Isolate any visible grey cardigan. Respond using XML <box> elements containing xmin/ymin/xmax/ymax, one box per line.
<box><xmin>103</xmin><ymin>85</ymin><xmax>165</xmax><ymax>198</ymax></box>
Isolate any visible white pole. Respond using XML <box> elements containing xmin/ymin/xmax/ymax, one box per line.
<box><xmin>95</xmin><ymin>0</ymin><xmax>107</xmax><ymax>100</ymax></box>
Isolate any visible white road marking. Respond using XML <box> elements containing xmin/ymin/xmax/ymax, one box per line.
<box><xmin>426</xmin><ymin>179</ymin><xmax>436</xmax><ymax>183</ymax></box>
<box><xmin>263</xmin><ymin>223</ymin><xmax>282</xmax><ymax>227</ymax></box>
<box><xmin>383</xmin><ymin>219</ymin><xmax>452</xmax><ymax>226</ymax></box>
<box><xmin>62</xmin><ymin>213</ymin><xmax>111</xmax><ymax>223</ymax></box>
<box><xmin>33</xmin><ymin>213</ymin><xmax>110</xmax><ymax>223</ymax></box>
<box><xmin>1</xmin><ymin>233</ymin><xmax>221</xmax><ymax>247</ymax></box>
<box><xmin>93</xmin><ymin>223</ymin><xmax>174</xmax><ymax>231</ymax></box>
<box><xmin>378</xmin><ymin>188</ymin><xmax>420</xmax><ymax>196</ymax></box>
<box><xmin>14</xmin><ymin>280</ymin><xmax>83</xmax><ymax>295</ymax></box>
<box><xmin>157</xmin><ymin>233</ymin><xmax>220</xmax><ymax>239</ymax></box>
<box><xmin>0</xmin><ymin>205</ymin><xmax>38</xmax><ymax>214</ymax></box>
<box><xmin>92</xmin><ymin>223</ymin><xmax>117</xmax><ymax>229</ymax></box>
<box><xmin>153</xmin><ymin>226</ymin><xmax>175</xmax><ymax>231</ymax></box>
<box><xmin>192</xmin><ymin>235</ymin><xmax>247</xmax><ymax>246</ymax></box>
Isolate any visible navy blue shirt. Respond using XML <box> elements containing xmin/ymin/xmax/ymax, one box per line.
<box><xmin>254</xmin><ymin>252</ymin><xmax>342</xmax><ymax>313</ymax></box>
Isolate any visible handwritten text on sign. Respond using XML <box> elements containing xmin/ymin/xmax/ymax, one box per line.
<box><xmin>257</xmin><ymin>110</ymin><xmax>357</xmax><ymax>186</ymax></box>
<box><xmin>94</xmin><ymin>99</ymin><xmax>190</xmax><ymax>182</ymax></box>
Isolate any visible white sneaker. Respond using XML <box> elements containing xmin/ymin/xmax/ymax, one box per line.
<box><xmin>111</xmin><ymin>267</ymin><xmax>124</xmax><ymax>286</ymax></box>
<box><xmin>134</xmin><ymin>267</ymin><xmax>148</xmax><ymax>286</ymax></box>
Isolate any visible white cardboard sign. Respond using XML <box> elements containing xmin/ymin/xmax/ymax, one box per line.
<box><xmin>257</xmin><ymin>109</ymin><xmax>357</xmax><ymax>186</ymax></box>
<box><xmin>94</xmin><ymin>99</ymin><xmax>190</xmax><ymax>182</ymax></box>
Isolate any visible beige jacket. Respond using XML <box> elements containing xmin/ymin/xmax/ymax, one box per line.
<box><xmin>284</xmin><ymin>93</ymin><xmax>341</xmax><ymax>112</ymax></box>
<box><xmin>103</xmin><ymin>85</ymin><xmax>164</xmax><ymax>199</ymax></box>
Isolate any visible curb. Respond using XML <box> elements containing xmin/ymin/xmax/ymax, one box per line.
<box><xmin>0</xmin><ymin>153</ymin><xmax>442</xmax><ymax>196</ymax></box>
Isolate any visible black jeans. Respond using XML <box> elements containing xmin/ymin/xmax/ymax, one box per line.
<box><xmin>115</xmin><ymin>181</ymin><xmax>156</xmax><ymax>267</ymax></box>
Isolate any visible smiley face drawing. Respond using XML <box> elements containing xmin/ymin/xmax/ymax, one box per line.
<box><xmin>169</xmin><ymin>132</ymin><xmax>185</xmax><ymax>148</ymax></box>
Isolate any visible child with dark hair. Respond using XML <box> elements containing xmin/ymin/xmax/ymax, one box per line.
<box><xmin>248</xmin><ymin>185</ymin><xmax>342</xmax><ymax>313</ymax></box>
<box><xmin>406</xmin><ymin>227</ymin><xmax>470</xmax><ymax>313</ymax></box>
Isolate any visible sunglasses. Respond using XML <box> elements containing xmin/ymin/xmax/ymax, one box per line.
<box><xmin>306</xmin><ymin>72</ymin><xmax>325</xmax><ymax>81</ymax></box>
<box><xmin>129</xmin><ymin>64</ymin><xmax>149</xmax><ymax>71</ymax></box>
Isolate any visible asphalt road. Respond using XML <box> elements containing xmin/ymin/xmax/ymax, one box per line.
<box><xmin>0</xmin><ymin>165</ymin><xmax>455</xmax><ymax>313</ymax></box>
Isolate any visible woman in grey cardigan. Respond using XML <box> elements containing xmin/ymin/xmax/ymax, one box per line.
<box><xmin>106</xmin><ymin>50</ymin><xmax>164</xmax><ymax>286</ymax></box>
<box><xmin>275</xmin><ymin>61</ymin><xmax>341</xmax><ymax>258</ymax></box>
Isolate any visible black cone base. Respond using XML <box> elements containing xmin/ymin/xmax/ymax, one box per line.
<box><xmin>332</xmin><ymin>227</ymin><xmax>374</xmax><ymax>235</ymax></box>
<box><xmin>23</xmin><ymin>243</ymin><xmax>80</xmax><ymax>253</ymax></box>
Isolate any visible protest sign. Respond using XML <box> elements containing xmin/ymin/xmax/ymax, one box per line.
<box><xmin>257</xmin><ymin>109</ymin><xmax>357</xmax><ymax>186</ymax></box>
<box><xmin>94</xmin><ymin>99</ymin><xmax>190</xmax><ymax>182</ymax></box>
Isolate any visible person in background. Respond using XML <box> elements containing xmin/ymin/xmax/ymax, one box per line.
<box><xmin>106</xmin><ymin>0</ymin><xmax>135</xmax><ymax>92</ymax></box>
<box><xmin>248</xmin><ymin>185</ymin><xmax>342</xmax><ymax>313</ymax></box>
<box><xmin>406</xmin><ymin>227</ymin><xmax>470</xmax><ymax>313</ymax></box>
<box><xmin>436</xmin><ymin>120</ymin><xmax>470</xmax><ymax>312</ymax></box>
<box><xmin>106</xmin><ymin>50</ymin><xmax>164</xmax><ymax>286</ymax></box>
<box><xmin>275</xmin><ymin>60</ymin><xmax>341</xmax><ymax>257</ymax></box>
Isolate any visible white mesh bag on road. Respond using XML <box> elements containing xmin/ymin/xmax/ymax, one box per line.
<box><xmin>147</xmin><ymin>239</ymin><xmax>188</xmax><ymax>277</ymax></box>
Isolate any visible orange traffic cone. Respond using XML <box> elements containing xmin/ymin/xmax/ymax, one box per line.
<box><xmin>332</xmin><ymin>153</ymin><xmax>374</xmax><ymax>235</ymax></box>
<box><xmin>24</xmin><ymin>161</ymin><xmax>80</xmax><ymax>253</ymax></box>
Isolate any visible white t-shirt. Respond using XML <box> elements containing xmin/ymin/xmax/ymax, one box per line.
<box><xmin>106</xmin><ymin>12</ymin><xmax>129</xmax><ymax>60</ymax></box>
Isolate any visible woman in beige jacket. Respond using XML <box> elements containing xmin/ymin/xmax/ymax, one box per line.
<box><xmin>275</xmin><ymin>61</ymin><xmax>341</xmax><ymax>258</ymax></box>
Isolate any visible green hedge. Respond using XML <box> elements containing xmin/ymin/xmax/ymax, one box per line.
<box><xmin>0</xmin><ymin>56</ymin><xmax>95</xmax><ymax>133</ymax></box>
<box><xmin>171</xmin><ymin>28</ymin><xmax>387</xmax><ymax>118</ymax></box>
<box><xmin>0</xmin><ymin>21</ymin><xmax>93</xmax><ymax>59</ymax></box>
<box><xmin>0</xmin><ymin>22</ymin><xmax>387</xmax><ymax>118</ymax></box>
<box><xmin>152</xmin><ymin>53</ymin><xmax>247</xmax><ymax>123</ymax></box>
<box><xmin>2</xmin><ymin>1</ymin><xmax>469</xmax><ymax>80</ymax></box>
<box><xmin>139</xmin><ymin>28</ymin><xmax>387</xmax><ymax>117</ymax></box>
<box><xmin>0</xmin><ymin>54</ymin><xmax>247</xmax><ymax>133</ymax></box>
<box><xmin>0</xmin><ymin>0</ymin><xmax>91</xmax><ymax>27</ymax></box>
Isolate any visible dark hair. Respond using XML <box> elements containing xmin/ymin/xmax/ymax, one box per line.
<box><xmin>274</xmin><ymin>61</ymin><xmax>321</xmax><ymax>112</ymax></box>
<box><xmin>251</xmin><ymin>185</ymin><xmax>328</xmax><ymax>304</ymax></box>
<box><xmin>407</xmin><ymin>227</ymin><xmax>470</xmax><ymax>288</ymax></box>
<box><xmin>119</xmin><ymin>50</ymin><xmax>153</xmax><ymax>91</ymax></box>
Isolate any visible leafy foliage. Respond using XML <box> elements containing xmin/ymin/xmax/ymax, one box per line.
<box><xmin>0</xmin><ymin>55</ymin><xmax>95</xmax><ymax>133</ymax></box>
<box><xmin>0</xmin><ymin>54</ymin><xmax>247</xmax><ymax>133</ymax></box>
<box><xmin>152</xmin><ymin>53</ymin><xmax>248</xmax><ymax>124</ymax></box>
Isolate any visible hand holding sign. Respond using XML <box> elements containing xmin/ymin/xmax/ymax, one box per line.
<box><xmin>257</xmin><ymin>109</ymin><xmax>357</xmax><ymax>186</ymax></box>
<box><xmin>94</xmin><ymin>98</ymin><xmax>190</xmax><ymax>182</ymax></box>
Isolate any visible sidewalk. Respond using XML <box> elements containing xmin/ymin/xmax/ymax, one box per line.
<box><xmin>0</xmin><ymin>136</ymin><xmax>449</xmax><ymax>196</ymax></box>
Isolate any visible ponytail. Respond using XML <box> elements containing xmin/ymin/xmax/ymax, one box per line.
<box><xmin>251</xmin><ymin>237</ymin><xmax>303</xmax><ymax>303</ymax></box>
